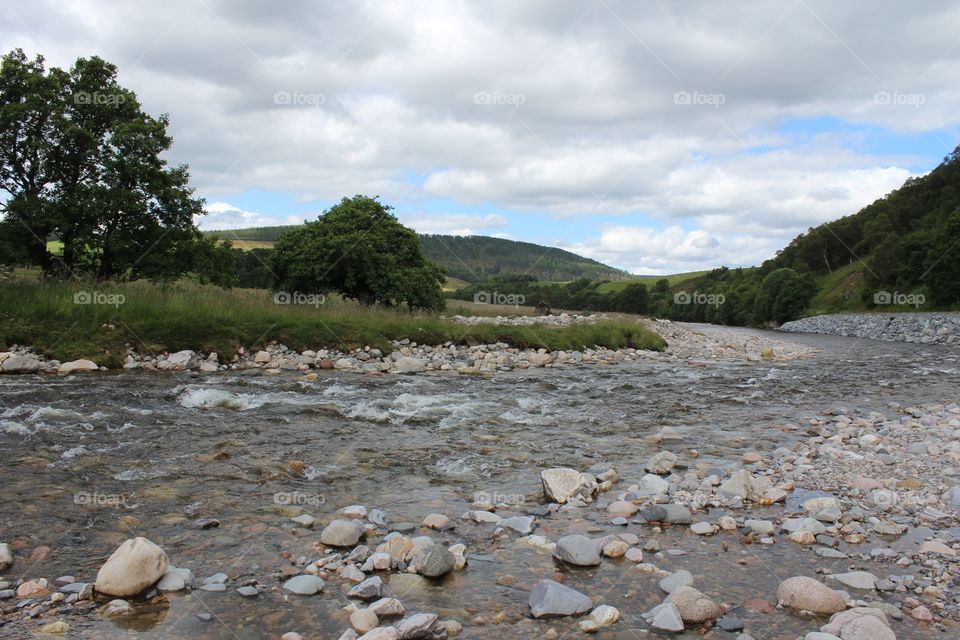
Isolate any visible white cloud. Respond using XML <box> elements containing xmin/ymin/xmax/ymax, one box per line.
<box><xmin>3</xmin><ymin>0</ymin><xmax>958</xmax><ymax>271</ymax></box>
<box><xmin>198</xmin><ymin>202</ymin><xmax>299</xmax><ymax>231</ymax></box>
<box><xmin>399</xmin><ymin>213</ymin><xmax>508</xmax><ymax>235</ymax></box>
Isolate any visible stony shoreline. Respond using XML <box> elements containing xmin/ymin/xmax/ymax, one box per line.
<box><xmin>0</xmin><ymin>317</ymin><xmax>816</xmax><ymax>377</ymax></box>
<box><xmin>779</xmin><ymin>313</ymin><xmax>960</xmax><ymax>346</ymax></box>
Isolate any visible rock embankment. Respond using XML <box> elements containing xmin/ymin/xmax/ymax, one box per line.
<box><xmin>0</xmin><ymin>316</ymin><xmax>815</xmax><ymax>376</ymax></box>
<box><xmin>779</xmin><ymin>312</ymin><xmax>960</xmax><ymax>345</ymax></box>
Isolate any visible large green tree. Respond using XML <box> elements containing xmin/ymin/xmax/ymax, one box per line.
<box><xmin>271</xmin><ymin>195</ymin><xmax>446</xmax><ymax>311</ymax></box>
<box><xmin>0</xmin><ymin>49</ymin><xmax>226</xmax><ymax>282</ymax></box>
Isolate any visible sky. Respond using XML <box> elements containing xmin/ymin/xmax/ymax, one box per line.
<box><xmin>3</xmin><ymin>0</ymin><xmax>959</xmax><ymax>274</ymax></box>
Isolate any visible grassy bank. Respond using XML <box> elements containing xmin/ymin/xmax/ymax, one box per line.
<box><xmin>0</xmin><ymin>279</ymin><xmax>665</xmax><ymax>367</ymax></box>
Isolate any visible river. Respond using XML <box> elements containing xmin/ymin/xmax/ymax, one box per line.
<box><xmin>1</xmin><ymin>327</ymin><xmax>958</xmax><ymax>638</ymax></box>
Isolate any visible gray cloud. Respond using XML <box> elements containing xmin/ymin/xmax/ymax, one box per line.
<box><xmin>3</xmin><ymin>0</ymin><xmax>958</xmax><ymax>273</ymax></box>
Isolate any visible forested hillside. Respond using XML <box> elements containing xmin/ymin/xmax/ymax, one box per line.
<box><xmin>207</xmin><ymin>227</ymin><xmax>629</xmax><ymax>283</ymax></box>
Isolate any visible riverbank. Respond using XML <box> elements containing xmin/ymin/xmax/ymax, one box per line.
<box><xmin>0</xmin><ymin>279</ymin><xmax>664</xmax><ymax>368</ymax></box>
<box><xmin>0</xmin><ymin>316</ymin><xmax>817</xmax><ymax>376</ymax></box>
<box><xmin>779</xmin><ymin>313</ymin><xmax>960</xmax><ymax>345</ymax></box>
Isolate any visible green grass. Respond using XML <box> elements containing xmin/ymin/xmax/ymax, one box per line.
<box><xmin>596</xmin><ymin>271</ymin><xmax>710</xmax><ymax>293</ymax></box>
<box><xmin>0</xmin><ymin>278</ymin><xmax>665</xmax><ymax>367</ymax></box>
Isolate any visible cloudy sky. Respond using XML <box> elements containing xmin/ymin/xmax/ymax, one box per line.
<box><xmin>4</xmin><ymin>1</ymin><xmax>959</xmax><ymax>274</ymax></box>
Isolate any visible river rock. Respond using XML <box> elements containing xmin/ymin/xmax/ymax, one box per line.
<box><xmin>0</xmin><ymin>543</ymin><xmax>12</xmax><ymax>571</ymax></box>
<box><xmin>589</xmin><ymin>604</ymin><xmax>619</xmax><ymax>627</ymax></box>
<box><xmin>369</xmin><ymin>597</ymin><xmax>405</xmax><ymax>617</ymax></box>
<box><xmin>156</xmin><ymin>566</ymin><xmax>192</xmax><ymax>592</ymax></box>
<box><xmin>918</xmin><ymin>540</ymin><xmax>956</xmax><ymax>556</ymax></box>
<box><xmin>827</xmin><ymin>571</ymin><xmax>879</xmax><ymax>591</ymax></box>
<box><xmin>554</xmin><ymin>535</ymin><xmax>601</xmax><ymax>566</ymax></box>
<box><xmin>422</xmin><ymin>514</ymin><xmax>450</xmax><ymax>529</ymax></box>
<box><xmin>395</xmin><ymin>612</ymin><xmax>438</xmax><ymax>639</ymax></box>
<box><xmin>528</xmin><ymin>579</ymin><xmax>593</xmax><ymax>618</ymax></box>
<box><xmin>659</xmin><ymin>570</ymin><xmax>694</xmax><ymax>594</ymax></box>
<box><xmin>0</xmin><ymin>355</ymin><xmax>41</xmax><ymax>374</ymax></box>
<box><xmin>390</xmin><ymin>356</ymin><xmax>424</xmax><ymax>374</ymax></box>
<box><xmin>690</xmin><ymin>521</ymin><xmax>716</xmax><ymax>535</ymax></box>
<box><xmin>94</xmin><ymin>537</ymin><xmax>168</xmax><ymax>597</ymax></box>
<box><xmin>781</xmin><ymin>518</ymin><xmax>827</xmax><ymax>535</ymax></box>
<box><xmin>666</xmin><ymin>586</ymin><xmax>723</xmax><ymax>623</ymax></box>
<box><xmin>414</xmin><ymin>545</ymin><xmax>454</xmax><ymax>577</ymax></box>
<box><xmin>350</xmin><ymin>608</ymin><xmax>378</xmax><ymax>633</ymax></box>
<box><xmin>638</xmin><ymin>474</ymin><xmax>670</xmax><ymax>495</ymax></box>
<box><xmin>158</xmin><ymin>350</ymin><xmax>196</xmax><ymax>371</ymax></box>
<box><xmin>282</xmin><ymin>575</ymin><xmax>325</xmax><ymax>595</ymax></box>
<box><xmin>820</xmin><ymin>608</ymin><xmax>894</xmax><ymax>640</ymax></box>
<box><xmin>498</xmin><ymin>516</ymin><xmax>535</xmax><ymax>534</ymax></box>
<box><xmin>643</xmin><ymin>602</ymin><xmax>684</xmax><ymax>632</ymax></box>
<box><xmin>321</xmin><ymin>519</ymin><xmax>365</xmax><ymax>547</ymax></box>
<box><xmin>103</xmin><ymin>599</ymin><xmax>134</xmax><ymax>617</ymax></box>
<box><xmin>541</xmin><ymin>468</ymin><xmax>598</xmax><ymax>503</ymax></box>
<box><xmin>776</xmin><ymin>576</ymin><xmax>846</xmax><ymax>614</ymax></box>
<box><xmin>58</xmin><ymin>359</ymin><xmax>99</xmax><ymax>374</ymax></box>
<box><xmin>745</xmin><ymin>519</ymin><xmax>774</xmax><ymax>535</ymax></box>
<box><xmin>348</xmin><ymin>576</ymin><xmax>384</xmax><ymax>600</ymax></box>
<box><xmin>645</xmin><ymin>451</ymin><xmax>678</xmax><ymax>474</ymax></box>
<box><xmin>358</xmin><ymin>628</ymin><xmax>398</xmax><ymax>640</ymax></box>
<box><xmin>718</xmin><ymin>470</ymin><xmax>756</xmax><ymax>500</ymax></box>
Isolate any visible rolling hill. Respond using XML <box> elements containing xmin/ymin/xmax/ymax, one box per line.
<box><xmin>206</xmin><ymin>226</ymin><xmax>630</xmax><ymax>284</ymax></box>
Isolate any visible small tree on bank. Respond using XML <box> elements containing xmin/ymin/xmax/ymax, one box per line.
<box><xmin>270</xmin><ymin>195</ymin><xmax>446</xmax><ymax>311</ymax></box>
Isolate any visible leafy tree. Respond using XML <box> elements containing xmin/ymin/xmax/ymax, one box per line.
<box><xmin>0</xmin><ymin>49</ymin><xmax>220</xmax><ymax>282</ymax></box>
<box><xmin>271</xmin><ymin>195</ymin><xmax>445</xmax><ymax>311</ymax></box>
<box><xmin>754</xmin><ymin>268</ymin><xmax>816</xmax><ymax>324</ymax></box>
<box><xmin>613</xmin><ymin>282</ymin><xmax>649</xmax><ymax>313</ymax></box>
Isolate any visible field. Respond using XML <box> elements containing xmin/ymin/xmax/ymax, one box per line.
<box><xmin>0</xmin><ymin>277</ymin><xmax>665</xmax><ymax>367</ymax></box>
<box><xmin>595</xmin><ymin>270</ymin><xmax>710</xmax><ymax>293</ymax></box>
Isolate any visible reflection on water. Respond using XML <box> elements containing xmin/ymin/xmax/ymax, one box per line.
<box><xmin>1</xmin><ymin>328</ymin><xmax>957</xmax><ymax>638</ymax></box>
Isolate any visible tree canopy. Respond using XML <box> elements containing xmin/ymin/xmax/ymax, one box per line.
<box><xmin>270</xmin><ymin>195</ymin><xmax>446</xmax><ymax>311</ymax></box>
<box><xmin>0</xmin><ymin>48</ymin><xmax>231</xmax><ymax>283</ymax></box>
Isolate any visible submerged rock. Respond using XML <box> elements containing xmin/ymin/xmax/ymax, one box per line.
<box><xmin>528</xmin><ymin>579</ymin><xmax>593</xmax><ymax>618</ymax></box>
<box><xmin>643</xmin><ymin>602</ymin><xmax>685</xmax><ymax>632</ymax></box>
<box><xmin>282</xmin><ymin>575</ymin><xmax>325</xmax><ymax>595</ymax></box>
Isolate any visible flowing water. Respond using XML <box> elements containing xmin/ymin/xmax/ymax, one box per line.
<box><xmin>1</xmin><ymin>327</ymin><xmax>958</xmax><ymax>639</ymax></box>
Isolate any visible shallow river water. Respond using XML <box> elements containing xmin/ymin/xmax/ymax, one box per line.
<box><xmin>1</xmin><ymin>327</ymin><xmax>958</xmax><ymax>639</ymax></box>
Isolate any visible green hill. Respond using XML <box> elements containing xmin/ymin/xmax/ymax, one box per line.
<box><xmin>206</xmin><ymin>227</ymin><xmax>629</xmax><ymax>283</ymax></box>
<box><xmin>767</xmin><ymin>145</ymin><xmax>960</xmax><ymax>309</ymax></box>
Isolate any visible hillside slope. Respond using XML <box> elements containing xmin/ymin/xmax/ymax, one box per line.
<box><xmin>207</xmin><ymin>226</ymin><xmax>629</xmax><ymax>283</ymax></box>
<box><xmin>767</xmin><ymin>145</ymin><xmax>960</xmax><ymax>309</ymax></box>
